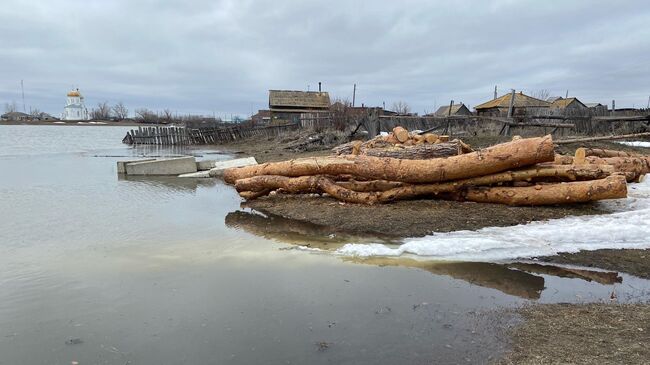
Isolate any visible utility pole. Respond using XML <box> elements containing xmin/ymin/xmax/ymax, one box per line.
<box><xmin>507</xmin><ymin>89</ymin><xmax>516</xmax><ymax>119</ymax></box>
<box><xmin>646</xmin><ymin>96</ymin><xmax>649</xmax><ymax>109</ymax></box>
<box><xmin>612</xmin><ymin>100</ymin><xmax>615</xmax><ymax>116</ymax></box>
<box><xmin>448</xmin><ymin>100</ymin><xmax>454</xmax><ymax>117</ymax></box>
<box><xmin>21</xmin><ymin>80</ymin><xmax>25</xmax><ymax>112</ymax></box>
<box><xmin>352</xmin><ymin>84</ymin><xmax>356</xmax><ymax>107</ymax></box>
<box><xmin>494</xmin><ymin>85</ymin><xmax>497</xmax><ymax>99</ymax></box>
<box><xmin>565</xmin><ymin>90</ymin><xmax>569</xmax><ymax>98</ymax></box>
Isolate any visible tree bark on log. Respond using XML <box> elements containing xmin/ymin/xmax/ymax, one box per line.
<box><xmin>362</xmin><ymin>141</ymin><xmax>463</xmax><ymax>159</ymax></box>
<box><xmin>224</xmin><ymin>135</ymin><xmax>556</xmax><ymax>184</ymax></box>
<box><xmin>463</xmin><ymin>175</ymin><xmax>627</xmax><ymax>206</ymax></box>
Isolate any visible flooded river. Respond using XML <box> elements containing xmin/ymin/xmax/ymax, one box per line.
<box><xmin>1</xmin><ymin>125</ymin><xmax>649</xmax><ymax>364</ymax></box>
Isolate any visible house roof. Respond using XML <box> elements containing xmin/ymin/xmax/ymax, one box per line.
<box><xmin>1</xmin><ymin>111</ymin><xmax>29</xmax><ymax>118</ymax></box>
<box><xmin>475</xmin><ymin>92</ymin><xmax>550</xmax><ymax>110</ymax></box>
<box><xmin>269</xmin><ymin>90</ymin><xmax>330</xmax><ymax>109</ymax></box>
<box><xmin>550</xmin><ymin>97</ymin><xmax>587</xmax><ymax>109</ymax></box>
<box><xmin>434</xmin><ymin>104</ymin><xmax>468</xmax><ymax>116</ymax></box>
<box><xmin>584</xmin><ymin>103</ymin><xmax>604</xmax><ymax>108</ymax></box>
<box><xmin>547</xmin><ymin>96</ymin><xmax>564</xmax><ymax>102</ymax></box>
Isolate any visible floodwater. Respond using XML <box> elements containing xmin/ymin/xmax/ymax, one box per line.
<box><xmin>1</xmin><ymin>125</ymin><xmax>649</xmax><ymax>365</ymax></box>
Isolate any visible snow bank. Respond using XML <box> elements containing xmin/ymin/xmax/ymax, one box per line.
<box><xmin>618</xmin><ymin>141</ymin><xmax>650</xmax><ymax>148</ymax></box>
<box><xmin>335</xmin><ymin>180</ymin><xmax>650</xmax><ymax>261</ymax></box>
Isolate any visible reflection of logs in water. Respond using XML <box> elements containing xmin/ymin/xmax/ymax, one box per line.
<box><xmin>225</xmin><ymin>210</ymin><xmax>390</xmax><ymax>249</ymax></box>
<box><xmin>345</xmin><ymin>257</ymin><xmax>545</xmax><ymax>299</ymax></box>
<box><xmin>507</xmin><ymin>263</ymin><xmax>622</xmax><ymax>285</ymax></box>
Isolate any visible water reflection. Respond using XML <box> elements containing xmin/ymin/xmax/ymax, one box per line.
<box><xmin>508</xmin><ymin>262</ymin><xmax>621</xmax><ymax>285</ymax></box>
<box><xmin>226</xmin><ymin>209</ymin><xmax>627</xmax><ymax>300</ymax></box>
<box><xmin>347</xmin><ymin>258</ymin><xmax>545</xmax><ymax>299</ymax></box>
<box><xmin>225</xmin><ymin>210</ymin><xmax>397</xmax><ymax>249</ymax></box>
<box><xmin>118</xmin><ymin>174</ymin><xmax>218</xmax><ymax>192</ymax></box>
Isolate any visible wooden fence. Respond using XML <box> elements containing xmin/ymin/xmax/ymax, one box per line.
<box><xmin>361</xmin><ymin>114</ymin><xmax>650</xmax><ymax>138</ymax></box>
<box><xmin>122</xmin><ymin>123</ymin><xmax>301</xmax><ymax>146</ymax></box>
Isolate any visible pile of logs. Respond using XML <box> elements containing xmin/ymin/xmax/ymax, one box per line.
<box><xmin>222</xmin><ymin>127</ymin><xmax>650</xmax><ymax>206</ymax></box>
<box><xmin>332</xmin><ymin>127</ymin><xmax>473</xmax><ymax>160</ymax></box>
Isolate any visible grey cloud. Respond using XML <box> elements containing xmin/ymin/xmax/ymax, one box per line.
<box><xmin>1</xmin><ymin>0</ymin><xmax>649</xmax><ymax>117</ymax></box>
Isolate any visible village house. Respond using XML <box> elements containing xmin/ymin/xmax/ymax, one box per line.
<box><xmin>549</xmin><ymin>97</ymin><xmax>588</xmax><ymax>116</ymax></box>
<box><xmin>474</xmin><ymin>92</ymin><xmax>550</xmax><ymax>117</ymax></box>
<box><xmin>584</xmin><ymin>102</ymin><xmax>608</xmax><ymax>116</ymax></box>
<box><xmin>268</xmin><ymin>90</ymin><xmax>331</xmax><ymax>125</ymax></box>
<box><xmin>1</xmin><ymin>111</ymin><xmax>30</xmax><ymax>121</ymax></box>
<box><xmin>432</xmin><ymin>103</ymin><xmax>472</xmax><ymax>117</ymax></box>
<box><xmin>250</xmin><ymin>109</ymin><xmax>271</xmax><ymax>125</ymax></box>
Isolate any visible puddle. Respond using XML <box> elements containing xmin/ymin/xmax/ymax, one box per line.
<box><xmin>225</xmin><ymin>208</ymin><xmax>650</xmax><ymax>303</ymax></box>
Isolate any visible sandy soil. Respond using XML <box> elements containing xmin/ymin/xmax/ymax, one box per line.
<box><xmin>497</xmin><ymin>303</ymin><xmax>650</xmax><ymax>365</ymax></box>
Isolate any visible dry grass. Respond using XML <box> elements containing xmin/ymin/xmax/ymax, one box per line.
<box><xmin>497</xmin><ymin>303</ymin><xmax>650</xmax><ymax>365</ymax></box>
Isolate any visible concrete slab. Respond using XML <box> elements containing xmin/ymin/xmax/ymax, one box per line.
<box><xmin>196</xmin><ymin>160</ymin><xmax>219</xmax><ymax>171</ymax></box>
<box><xmin>124</xmin><ymin>157</ymin><xmax>197</xmax><ymax>176</ymax></box>
<box><xmin>208</xmin><ymin>157</ymin><xmax>258</xmax><ymax>178</ymax></box>
<box><xmin>178</xmin><ymin>170</ymin><xmax>212</xmax><ymax>178</ymax></box>
<box><xmin>117</xmin><ymin>159</ymin><xmax>156</xmax><ymax>174</ymax></box>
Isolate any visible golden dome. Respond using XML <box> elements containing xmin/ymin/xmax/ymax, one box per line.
<box><xmin>67</xmin><ymin>90</ymin><xmax>81</xmax><ymax>97</ymax></box>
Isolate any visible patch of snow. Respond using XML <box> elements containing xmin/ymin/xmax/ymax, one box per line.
<box><xmin>618</xmin><ymin>141</ymin><xmax>650</xmax><ymax>148</ymax></box>
<box><xmin>335</xmin><ymin>180</ymin><xmax>650</xmax><ymax>261</ymax></box>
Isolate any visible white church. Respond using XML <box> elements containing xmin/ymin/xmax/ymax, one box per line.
<box><xmin>61</xmin><ymin>88</ymin><xmax>89</xmax><ymax>121</ymax></box>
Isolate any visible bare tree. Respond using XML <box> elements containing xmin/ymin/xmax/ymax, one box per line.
<box><xmin>330</xmin><ymin>97</ymin><xmax>354</xmax><ymax>131</ymax></box>
<box><xmin>4</xmin><ymin>101</ymin><xmax>18</xmax><ymax>113</ymax></box>
<box><xmin>530</xmin><ymin>89</ymin><xmax>551</xmax><ymax>101</ymax></box>
<box><xmin>391</xmin><ymin>101</ymin><xmax>411</xmax><ymax>115</ymax></box>
<box><xmin>134</xmin><ymin>108</ymin><xmax>159</xmax><ymax>123</ymax></box>
<box><xmin>90</xmin><ymin>101</ymin><xmax>111</xmax><ymax>120</ymax></box>
<box><xmin>111</xmin><ymin>102</ymin><xmax>129</xmax><ymax>120</ymax></box>
<box><xmin>29</xmin><ymin>107</ymin><xmax>41</xmax><ymax>119</ymax></box>
<box><xmin>162</xmin><ymin>109</ymin><xmax>174</xmax><ymax>123</ymax></box>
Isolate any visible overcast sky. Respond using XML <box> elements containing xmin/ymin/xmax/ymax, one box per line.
<box><xmin>1</xmin><ymin>0</ymin><xmax>649</xmax><ymax>117</ymax></box>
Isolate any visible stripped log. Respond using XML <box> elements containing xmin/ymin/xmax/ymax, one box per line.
<box><xmin>585</xmin><ymin>156</ymin><xmax>650</xmax><ymax>182</ymax></box>
<box><xmin>555</xmin><ymin>132</ymin><xmax>650</xmax><ymax>144</ymax></box>
<box><xmin>576</xmin><ymin>147</ymin><xmax>643</xmax><ymax>158</ymax></box>
<box><xmin>552</xmin><ymin>154</ymin><xmax>574</xmax><ymax>165</ymax></box>
<box><xmin>224</xmin><ymin>135</ymin><xmax>556</xmax><ymax>184</ymax></box>
<box><xmin>235</xmin><ymin>164</ymin><xmax>616</xmax><ymax>202</ymax></box>
<box><xmin>336</xmin><ymin>180</ymin><xmax>405</xmax><ymax>192</ymax></box>
<box><xmin>362</xmin><ymin>141</ymin><xmax>464</xmax><ymax>159</ymax></box>
<box><xmin>392</xmin><ymin>126</ymin><xmax>409</xmax><ymax>143</ymax></box>
<box><xmin>463</xmin><ymin>175</ymin><xmax>627</xmax><ymax>206</ymax></box>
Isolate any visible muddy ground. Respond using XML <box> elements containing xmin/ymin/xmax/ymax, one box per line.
<box><xmin>221</xmin><ymin>131</ymin><xmax>650</xmax><ymax>364</ymax></box>
<box><xmin>245</xmin><ymin>195</ymin><xmax>609</xmax><ymax>237</ymax></box>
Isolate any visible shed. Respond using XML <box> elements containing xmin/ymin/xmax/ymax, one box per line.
<box><xmin>269</xmin><ymin>90</ymin><xmax>331</xmax><ymax>124</ymax></box>
<box><xmin>433</xmin><ymin>103</ymin><xmax>472</xmax><ymax>117</ymax></box>
<box><xmin>475</xmin><ymin>92</ymin><xmax>550</xmax><ymax>117</ymax></box>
